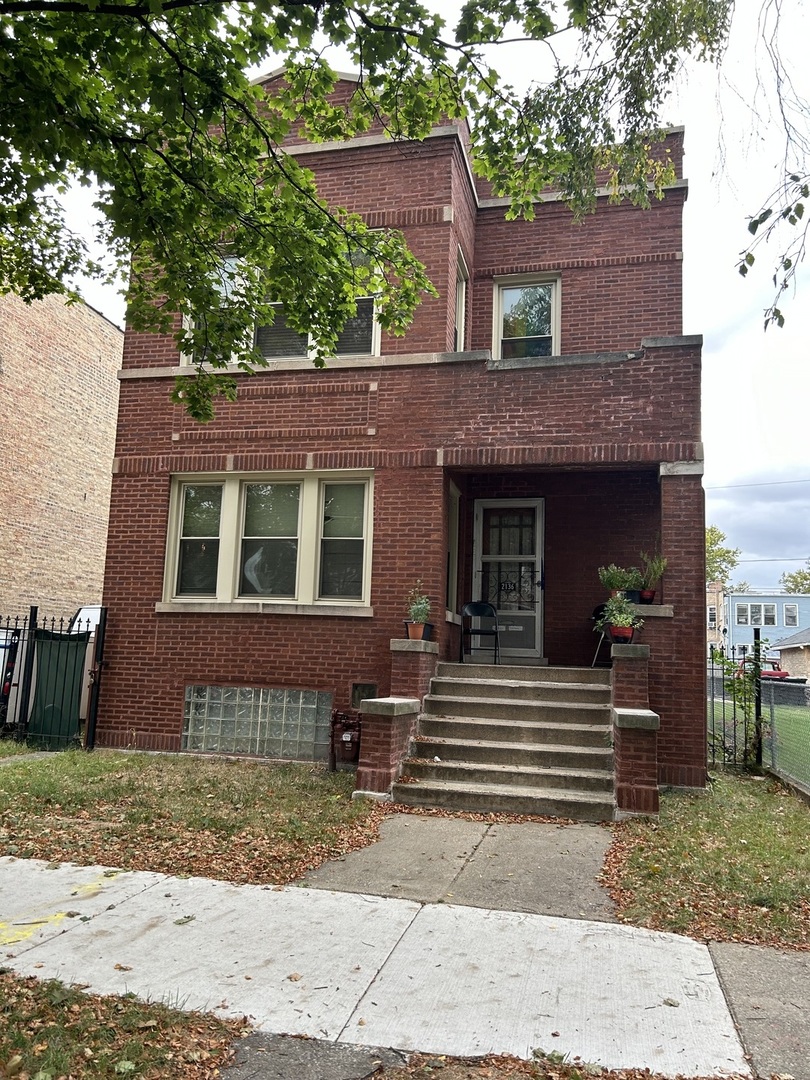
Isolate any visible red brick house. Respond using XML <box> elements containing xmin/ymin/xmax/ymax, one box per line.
<box><xmin>99</xmin><ymin>73</ymin><xmax>706</xmax><ymax>818</ymax></box>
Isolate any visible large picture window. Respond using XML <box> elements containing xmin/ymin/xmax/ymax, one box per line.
<box><xmin>494</xmin><ymin>277</ymin><xmax>559</xmax><ymax>360</ymax></box>
<box><xmin>167</xmin><ymin>472</ymin><xmax>372</xmax><ymax>608</ymax></box>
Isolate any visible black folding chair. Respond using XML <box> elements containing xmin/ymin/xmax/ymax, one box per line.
<box><xmin>459</xmin><ymin>601</ymin><xmax>501</xmax><ymax>664</ymax></box>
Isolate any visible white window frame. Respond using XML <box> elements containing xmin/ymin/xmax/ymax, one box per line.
<box><xmin>784</xmin><ymin>603</ymin><xmax>799</xmax><ymax>627</ymax></box>
<box><xmin>736</xmin><ymin>602</ymin><xmax>777</xmax><ymax>627</ymax></box>
<box><xmin>492</xmin><ymin>273</ymin><xmax>561</xmax><ymax>360</ymax></box>
<box><xmin>707</xmin><ymin>605</ymin><xmax>717</xmax><ymax>629</ymax></box>
<box><xmin>254</xmin><ymin>299</ymin><xmax>381</xmax><ymax>362</ymax></box>
<box><xmin>163</xmin><ymin>471</ymin><xmax>374</xmax><ymax>611</ymax></box>
<box><xmin>180</xmin><ymin>300</ymin><xmax>381</xmax><ymax>368</ymax></box>
<box><xmin>454</xmin><ymin>249</ymin><xmax>469</xmax><ymax>352</ymax></box>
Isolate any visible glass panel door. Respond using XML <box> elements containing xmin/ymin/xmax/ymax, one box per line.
<box><xmin>474</xmin><ymin>500</ymin><xmax>544</xmax><ymax>657</ymax></box>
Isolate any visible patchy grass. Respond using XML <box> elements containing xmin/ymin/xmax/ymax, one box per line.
<box><xmin>0</xmin><ymin>739</ymin><xmax>34</xmax><ymax>758</ymax></box>
<box><xmin>0</xmin><ymin>969</ymin><xmax>243</xmax><ymax>1079</ymax></box>
<box><xmin>0</xmin><ymin>750</ymin><xmax>386</xmax><ymax>883</ymax></box>
<box><xmin>602</xmin><ymin>772</ymin><xmax>810</xmax><ymax>948</ymax></box>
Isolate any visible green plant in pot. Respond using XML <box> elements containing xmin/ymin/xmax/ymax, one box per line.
<box><xmin>594</xmin><ymin>593</ymin><xmax>644</xmax><ymax>644</ymax></box>
<box><xmin>404</xmin><ymin>580</ymin><xmax>433</xmax><ymax>640</ymax></box>
<box><xmin>597</xmin><ymin>563</ymin><xmax>644</xmax><ymax>600</ymax></box>
<box><xmin>639</xmin><ymin>551</ymin><xmax>667</xmax><ymax>604</ymax></box>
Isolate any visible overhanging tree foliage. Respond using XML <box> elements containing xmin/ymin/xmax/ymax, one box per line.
<box><xmin>706</xmin><ymin>524</ymin><xmax>740</xmax><ymax>586</ymax></box>
<box><xmin>779</xmin><ymin>561</ymin><xmax>810</xmax><ymax>593</ymax></box>
<box><xmin>0</xmin><ymin>0</ymin><xmax>732</xmax><ymax>419</ymax></box>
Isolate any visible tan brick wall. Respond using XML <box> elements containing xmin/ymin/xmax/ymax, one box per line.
<box><xmin>0</xmin><ymin>293</ymin><xmax>123</xmax><ymax>618</ymax></box>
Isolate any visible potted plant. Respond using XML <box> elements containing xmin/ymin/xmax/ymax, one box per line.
<box><xmin>594</xmin><ymin>593</ymin><xmax>644</xmax><ymax>644</ymax></box>
<box><xmin>639</xmin><ymin>551</ymin><xmax>667</xmax><ymax>604</ymax></box>
<box><xmin>404</xmin><ymin>580</ymin><xmax>433</xmax><ymax>640</ymax></box>
<box><xmin>597</xmin><ymin>563</ymin><xmax>643</xmax><ymax>601</ymax></box>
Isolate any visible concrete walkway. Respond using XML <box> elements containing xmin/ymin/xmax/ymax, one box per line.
<box><xmin>1</xmin><ymin>815</ymin><xmax>807</xmax><ymax>1079</ymax></box>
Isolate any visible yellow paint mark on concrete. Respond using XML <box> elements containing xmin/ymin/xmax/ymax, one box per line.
<box><xmin>0</xmin><ymin>911</ymin><xmax>69</xmax><ymax>946</ymax></box>
<box><xmin>0</xmin><ymin>870</ymin><xmax>122</xmax><ymax>944</ymax></box>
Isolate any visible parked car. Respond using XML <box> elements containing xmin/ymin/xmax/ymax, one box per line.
<box><xmin>736</xmin><ymin>658</ymin><xmax>791</xmax><ymax>679</ymax></box>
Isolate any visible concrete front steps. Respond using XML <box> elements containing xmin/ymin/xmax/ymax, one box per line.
<box><xmin>391</xmin><ymin>662</ymin><xmax>615</xmax><ymax>822</ymax></box>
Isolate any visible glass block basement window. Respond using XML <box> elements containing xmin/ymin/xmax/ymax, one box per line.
<box><xmin>183</xmin><ymin>686</ymin><xmax>333</xmax><ymax>760</ymax></box>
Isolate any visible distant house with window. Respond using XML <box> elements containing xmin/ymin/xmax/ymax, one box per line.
<box><xmin>723</xmin><ymin>590</ymin><xmax>810</xmax><ymax>659</ymax></box>
<box><xmin>96</xmin><ymin>71</ymin><xmax>706</xmax><ymax>818</ymax></box>
<box><xmin>772</xmin><ymin>626</ymin><xmax>810</xmax><ymax>680</ymax></box>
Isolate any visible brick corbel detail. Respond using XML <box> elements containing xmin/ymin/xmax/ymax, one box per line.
<box><xmin>389</xmin><ymin>638</ymin><xmax>439</xmax><ymax>699</ymax></box>
<box><xmin>355</xmin><ymin>697</ymin><xmax>420</xmax><ymax>794</ymax></box>
<box><xmin>611</xmin><ymin>644</ymin><xmax>660</xmax><ymax>816</ymax></box>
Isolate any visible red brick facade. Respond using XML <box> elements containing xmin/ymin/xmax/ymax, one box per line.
<box><xmin>100</xmin><ymin>81</ymin><xmax>705</xmax><ymax>796</ymax></box>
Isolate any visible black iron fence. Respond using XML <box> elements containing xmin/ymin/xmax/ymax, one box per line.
<box><xmin>1</xmin><ymin>606</ymin><xmax>107</xmax><ymax>750</ymax></box>
<box><xmin>707</xmin><ymin>640</ymin><xmax>810</xmax><ymax>792</ymax></box>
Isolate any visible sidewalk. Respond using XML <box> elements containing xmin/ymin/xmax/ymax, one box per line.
<box><xmin>1</xmin><ymin>815</ymin><xmax>807</xmax><ymax>1080</ymax></box>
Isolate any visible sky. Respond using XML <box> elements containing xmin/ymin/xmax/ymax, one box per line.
<box><xmin>64</xmin><ymin>0</ymin><xmax>810</xmax><ymax>591</ymax></box>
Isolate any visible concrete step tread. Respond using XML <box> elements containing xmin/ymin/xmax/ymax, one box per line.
<box><xmin>433</xmin><ymin>676</ymin><xmax>609</xmax><ymax>689</ymax></box>
<box><xmin>413</xmin><ymin>735</ymin><xmax>613</xmax><ymax>756</ymax></box>
<box><xmin>393</xmin><ymin>777</ymin><xmax>614</xmax><ymax>805</ymax></box>
<box><xmin>425</xmin><ymin>694</ymin><xmax>611</xmax><ymax>712</ymax></box>
<box><xmin>405</xmin><ymin>759</ymin><xmax>613</xmax><ymax>782</ymax></box>
<box><xmin>423</xmin><ymin>716</ymin><xmax>611</xmax><ymax>733</ymax></box>
<box><xmin>438</xmin><ymin>662</ymin><xmax>610</xmax><ymax>685</ymax></box>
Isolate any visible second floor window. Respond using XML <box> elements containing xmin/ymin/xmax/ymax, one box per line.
<box><xmin>255</xmin><ymin>300</ymin><xmax>377</xmax><ymax>361</ymax></box>
<box><xmin>494</xmin><ymin>277</ymin><xmax>559</xmax><ymax>360</ymax></box>
<box><xmin>736</xmin><ymin>603</ymin><xmax>777</xmax><ymax>626</ymax></box>
<box><xmin>708</xmin><ymin>605</ymin><xmax>717</xmax><ymax>629</ymax></box>
<box><xmin>784</xmin><ymin>603</ymin><xmax>799</xmax><ymax>627</ymax></box>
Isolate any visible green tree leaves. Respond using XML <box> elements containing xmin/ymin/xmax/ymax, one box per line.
<box><xmin>0</xmin><ymin>0</ymin><xmax>733</xmax><ymax>419</ymax></box>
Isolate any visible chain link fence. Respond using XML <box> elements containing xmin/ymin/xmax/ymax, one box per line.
<box><xmin>707</xmin><ymin>645</ymin><xmax>810</xmax><ymax>793</ymax></box>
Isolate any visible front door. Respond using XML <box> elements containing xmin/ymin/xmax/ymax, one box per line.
<box><xmin>473</xmin><ymin>499</ymin><xmax>544</xmax><ymax>659</ymax></box>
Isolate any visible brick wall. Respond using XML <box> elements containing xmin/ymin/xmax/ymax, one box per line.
<box><xmin>99</xmin><ymin>105</ymin><xmax>705</xmax><ymax>786</ymax></box>
<box><xmin>0</xmin><ymin>293</ymin><xmax>122</xmax><ymax>617</ymax></box>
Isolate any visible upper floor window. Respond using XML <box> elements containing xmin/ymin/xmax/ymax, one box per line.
<box><xmin>784</xmin><ymin>603</ymin><xmax>799</xmax><ymax>627</ymax></box>
<box><xmin>493</xmin><ymin>277</ymin><xmax>559</xmax><ymax>360</ymax></box>
<box><xmin>736</xmin><ymin>603</ymin><xmax>776</xmax><ymax>627</ymax></box>
<box><xmin>707</xmin><ymin>605</ymin><xmax>717</xmax><ymax>629</ymax></box>
<box><xmin>255</xmin><ymin>300</ymin><xmax>378</xmax><ymax>361</ymax></box>
<box><xmin>167</xmin><ymin>472</ymin><xmax>373</xmax><ymax>606</ymax></box>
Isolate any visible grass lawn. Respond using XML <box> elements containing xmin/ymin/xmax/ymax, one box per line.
<box><xmin>766</xmin><ymin>703</ymin><xmax>810</xmax><ymax>786</ymax></box>
<box><xmin>0</xmin><ymin>750</ymin><xmax>386</xmax><ymax>883</ymax></box>
<box><xmin>0</xmin><ymin>970</ymin><xmax>243</xmax><ymax>1079</ymax></box>
<box><xmin>602</xmin><ymin>772</ymin><xmax>810</xmax><ymax>948</ymax></box>
<box><xmin>0</xmin><ymin>738</ymin><xmax>35</xmax><ymax>758</ymax></box>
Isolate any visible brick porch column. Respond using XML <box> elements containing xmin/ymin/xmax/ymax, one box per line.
<box><xmin>611</xmin><ymin>643</ymin><xmax>660</xmax><ymax>816</ymax></box>
<box><xmin>389</xmin><ymin>638</ymin><xmax>438</xmax><ymax>699</ymax></box>
<box><xmin>354</xmin><ymin>697</ymin><xmax>420</xmax><ymax>796</ymax></box>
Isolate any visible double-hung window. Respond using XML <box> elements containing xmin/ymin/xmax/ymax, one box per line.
<box><xmin>254</xmin><ymin>300</ymin><xmax>378</xmax><ymax>361</ymax></box>
<box><xmin>784</xmin><ymin>603</ymin><xmax>798</xmax><ymax>627</ymax></box>
<box><xmin>494</xmin><ymin>276</ymin><xmax>560</xmax><ymax>360</ymax></box>
<box><xmin>736</xmin><ymin>603</ymin><xmax>777</xmax><ymax>627</ymax></box>
<box><xmin>167</xmin><ymin>472</ymin><xmax>373</xmax><ymax>608</ymax></box>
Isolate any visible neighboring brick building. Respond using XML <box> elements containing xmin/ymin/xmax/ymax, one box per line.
<box><xmin>99</xmin><ymin>73</ymin><xmax>706</xmax><ymax>807</ymax></box>
<box><xmin>0</xmin><ymin>293</ymin><xmax>122</xmax><ymax>617</ymax></box>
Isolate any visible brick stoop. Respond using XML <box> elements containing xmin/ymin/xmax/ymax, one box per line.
<box><xmin>391</xmin><ymin>662</ymin><xmax>615</xmax><ymax>822</ymax></box>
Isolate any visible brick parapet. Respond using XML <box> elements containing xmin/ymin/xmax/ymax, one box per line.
<box><xmin>356</xmin><ymin>697</ymin><xmax>420</xmax><ymax>793</ymax></box>
<box><xmin>611</xmin><ymin>647</ymin><xmax>660</xmax><ymax>815</ymax></box>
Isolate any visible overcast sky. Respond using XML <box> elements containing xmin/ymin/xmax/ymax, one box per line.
<box><xmin>66</xmin><ymin>0</ymin><xmax>810</xmax><ymax>590</ymax></box>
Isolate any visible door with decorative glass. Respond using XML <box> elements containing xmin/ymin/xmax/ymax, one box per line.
<box><xmin>473</xmin><ymin>500</ymin><xmax>544</xmax><ymax>659</ymax></box>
